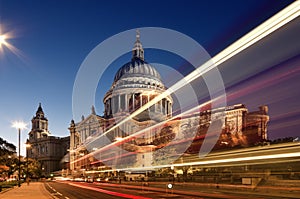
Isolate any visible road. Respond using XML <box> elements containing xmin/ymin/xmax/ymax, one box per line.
<box><xmin>45</xmin><ymin>181</ymin><xmax>121</xmax><ymax>199</ymax></box>
<box><xmin>44</xmin><ymin>181</ymin><xmax>295</xmax><ymax>199</ymax></box>
<box><xmin>45</xmin><ymin>181</ymin><xmax>200</xmax><ymax>199</ymax></box>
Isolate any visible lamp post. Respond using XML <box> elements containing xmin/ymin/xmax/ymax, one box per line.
<box><xmin>25</xmin><ymin>143</ymin><xmax>31</xmax><ymax>185</ymax></box>
<box><xmin>12</xmin><ymin>121</ymin><xmax>27</xmax><ymax>187</ymax></box>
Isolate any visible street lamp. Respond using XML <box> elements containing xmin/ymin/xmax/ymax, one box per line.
<box><xmin>25</xmin><ymin>142</ymin><xmax>31</xmax><ymax>185</ymax></box>
<box><xmin>12</xmin><ymin>121</ymin><xmax>27</xmax><ymax>187</ymax></box>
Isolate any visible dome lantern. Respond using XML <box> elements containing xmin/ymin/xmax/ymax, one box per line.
<box><xmin>132</xmin><ymin>29</ymin><xmax>144</xmax><ymax>61</ymax></box>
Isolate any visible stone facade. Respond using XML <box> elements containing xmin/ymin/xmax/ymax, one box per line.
<box><xmin>69</xmin><ymin>107</ymin><xmax>105</xmax><ymax>171</ymax></box>
<box><xmin>26</xmin><ymin>104</ymin><xmax>69</xmax><ymax>176</ymax></box>
<box><xmin>179</xmin><ymin>104</ymin><xmax>269</xmax><ymax>154</ymax></box>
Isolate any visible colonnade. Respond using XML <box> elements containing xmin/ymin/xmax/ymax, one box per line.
<box><xmin>104</xmin><ymin>93</ymin><xmax>172</xmax><ymax>117</ymax></box>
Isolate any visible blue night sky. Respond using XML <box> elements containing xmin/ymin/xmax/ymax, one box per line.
<box><xmin>0</xmin><ymin>0</ymin><xmax>298</xmax><ymax>156</ymax></box>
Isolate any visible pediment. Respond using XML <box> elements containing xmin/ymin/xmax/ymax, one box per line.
<box><xmin>76</xmin><ymin>114</ymin><xmax>104</xmax><ymax>127</ymax></box>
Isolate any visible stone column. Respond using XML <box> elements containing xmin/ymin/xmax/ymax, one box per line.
<box><xmin>132</xmin><ymin>94</ymin><xmax>135</xmax><ymax>110</ymax></box>
<box><xmin>104</xmin><ymin>102</ymin><xmax>106</xmax><ymax>116</ymax></box>
<box><xmin>111</xmin><ymin>97</ymin><xmax>115</xmax><ymax>114</ymax></box>
<box><xmin>115</xmin><ymin>96</ymin><xmax>118</xmax><ymax>113</ymax></box>
<box><xmin>125</xmin><ymin>94</ymin><xmax>128</xmax><ymax>111</ymax></box>
<box><xmin>111</xmin><ymin>98</ymin><xmax>113</xmax><ymax>115</ymax></box>
<box><xmin>165</xmin><ymin>99</ymin><xmax>167</xmax><ymax>115</ymax></box>
<box><xmin>118</xmin><ymin>95</ymin><xmax>121</xmax><ymax>112</ymax></box>
<box><xmin>68</xmin><ymin>120</ymin><xmax>76</xmax><ymax>171</ymax></box>
<box><xmin>145</xmin><ymin>95</ymin><xmax>148</xmax><ymax>106</ymax></box>
<box><xmin>165</xmin><ymin>99</ymin><xmax>168</xmax><ymax>114</ymax></box>
<box><xmin>107</xmin><ymin>101</ymin><xmax>110</xmax><ymax>115</ymax></box>
<box><xmin>160</xmin><ymin>100</ymin><xmax>162</xmax><ymax>113</ymax></box>
<box><xmin>109</xmin><ymin>98</ymin><xmax>112</xmax><ymax>115</ymax></box>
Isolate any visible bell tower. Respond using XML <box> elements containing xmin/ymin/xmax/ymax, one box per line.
<box><xmin>29</xmin><ymin>103</ymin><xmax>50</xmax><ymax>141</ymax></box>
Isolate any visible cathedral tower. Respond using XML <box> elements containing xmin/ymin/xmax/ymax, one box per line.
<box><xmin>28</xmin><ymin>103</ymin><xmax>50</xmax><ymax>141</ymax></box>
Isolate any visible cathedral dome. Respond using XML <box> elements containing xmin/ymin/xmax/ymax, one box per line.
<box><xmin>103</xmin><ymin>30</ymin><xmax>173</xmax><ymax>120</ymax></box>
<box><xmin>113</xmin><ymin>57</ymin><xmax>161</xmax><ymax>83</ymax></box>
<box><xmin>110</xmin><ymin>57</ymin><xmax>165</xmax><ymax>91</ymax></box>
<box><xmin>106</xmin><ymin>30</ymin><xmax>165</xmax><ymax>93</ymax></box>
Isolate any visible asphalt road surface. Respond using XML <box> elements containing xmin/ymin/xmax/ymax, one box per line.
<box><xmin>45</xmin><ymin>181</ymin><xmax>201</xmax><ymax>199</ymax></box>
<box><xmin>44</xmin><ymin>181</ymin><xmax>294</xmax><ymax>199</ymax></box>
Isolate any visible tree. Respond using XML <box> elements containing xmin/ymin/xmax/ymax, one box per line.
<box><xmin>26</xmin><ymin>158</ymin><xmax>42</xmax><ymax>179</ymax></box>
<box><xmin>0</xmin><ymin>137</ymin><xmax>16</xmax><ymax>156</ymax></box>
<box><xmin>0</xmin><ymin>137</ymin><xmax>17</xmax><ymax>178</ymax></box>
<box><xmin>0</xmin><ymin>137</ymin><xmax>42</xmax><ymax>179</ymax></box>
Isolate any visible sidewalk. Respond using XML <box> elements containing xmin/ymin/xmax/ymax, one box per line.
<box><xmin>0</xmin><ymin>182</ymin><xmax>52</xmax><ymax>199</ymax></box>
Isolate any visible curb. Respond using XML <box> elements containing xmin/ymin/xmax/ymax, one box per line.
<box><xmin>0</xmin><ymin>187</ymin><xmax>15</xmax><ymax>194</ymax></box>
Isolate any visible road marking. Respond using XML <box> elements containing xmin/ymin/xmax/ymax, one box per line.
<box><xmin>46</xmin><ymin>183</ymin><xmax>65</xmax><ymax>199</ymax></box>
<box><xmin>57</xmin><ymin>192</ymin><xmax>63</xmax><ymax>196</ymax></box>
<box><xmin>69</xmin><ymin>182</ymin><xmax>151</xmax><ymax>199</ymax></box>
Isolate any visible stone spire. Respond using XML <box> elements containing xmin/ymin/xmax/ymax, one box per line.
<box><xmin>36</xmin><ymin>103</ymin><xmax>45</xmax><ymax>118</ymax></box>
<box><xmin>91</xmin><ymin>105</ymin><xmax>96</xmax><ymax>115</ymax></box>
<box><xmin>132</xmin><ymin>29</ymin><xmax>144</xmax><ymax>61</ymax></box>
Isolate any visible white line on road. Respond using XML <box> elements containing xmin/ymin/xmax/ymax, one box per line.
<box><xmin>57</xmin><ymin>192</ymin><xmax>63</xmax><ymax>196</ymax></box>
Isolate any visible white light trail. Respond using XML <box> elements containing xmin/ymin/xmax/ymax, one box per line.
<box><xmin>171</xmin><ymin>152</ymin><xmax>300</xmax><ymax>168</ymax></box>
<box><xmin>85</xmin><ymin>151</ymin><xmax>300</xmax><ymax>174</ymax></box>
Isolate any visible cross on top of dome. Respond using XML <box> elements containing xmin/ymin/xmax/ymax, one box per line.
<box><xmin>132</xmin><ymin>29</ymin><xmax>144</xmax><ymax>61</ymax></box>
<box><xmin>136</xmin><ymin>29</ymin><xmax>140</xmax><ymax>39</ymax></box>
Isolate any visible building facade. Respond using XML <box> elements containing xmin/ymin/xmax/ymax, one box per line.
<box><xmin>26</xmin><ymin>103</ymin><xmax>69</xmax><ymax>176</ymax></box>
<box><xmin>69</xmin><ymin>106</ymin><xmax>105</xmax><ymax>171</ymax></box>
<box><xmin>69</xmin><ymin>32</ymin><xmax>269</xmax><ymax>175</ymax></box>
<box><xmin>180</xmin><ymin>104</ymin><xmax>269</xmax><ymax>154</ymax></box>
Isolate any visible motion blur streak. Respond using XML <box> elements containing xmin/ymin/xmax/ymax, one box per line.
<box><xmin>85</xmin><ymin>142</ymin><xmax>300</xmax><ymax>173</ymax></box>
<box><xmin>226</xmin><ymin>60</ymin><xmax>300</xmax><ymax>102</ymax></box>
<box><xmin>170</xmin><ymin>152</ymin><xmax>300</xmax><ymax>167</ymax></box>
<box><xmin>68</xmin><ymin>182</ymin><xmax>151</xmax><ymax>199</ymax></box>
